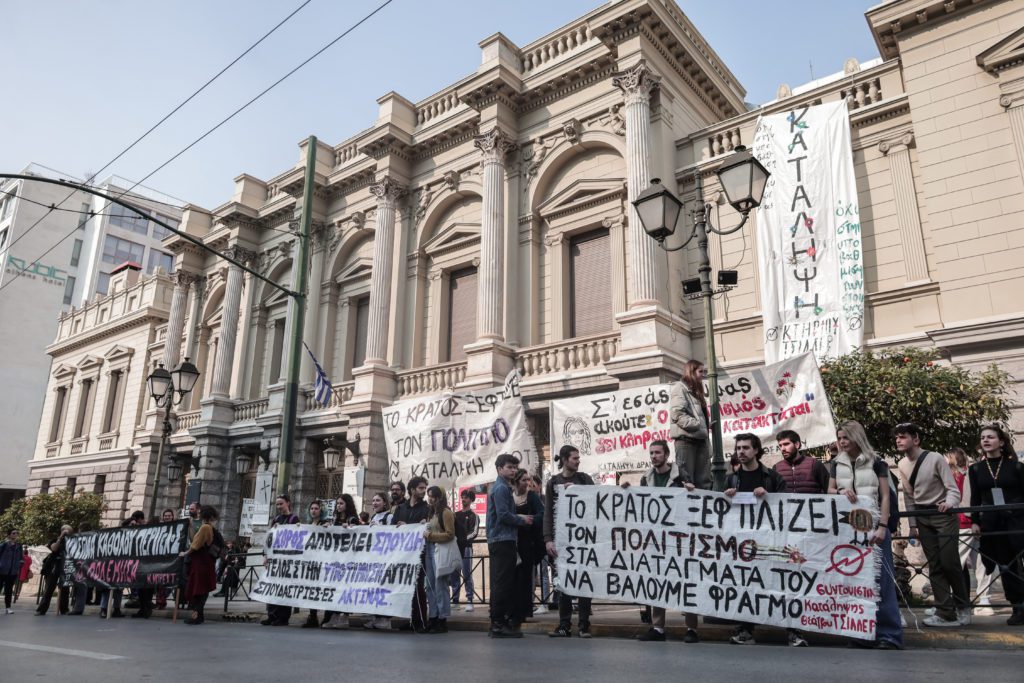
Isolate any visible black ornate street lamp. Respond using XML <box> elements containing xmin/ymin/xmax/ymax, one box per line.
<box><xmin>147</xmin><ymin>358</ymin><xmax>200</xmax><ymax>520</ymax></box>
<box><xmin>632</xmin><ymin>146</ymin><xmax>769</xmax><ymax>491</ymax></box>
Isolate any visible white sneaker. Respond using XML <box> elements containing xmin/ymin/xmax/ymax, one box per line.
<box><xmin>372</xmin><ymin>616</ymin><xmax>391</xmax><ymax>630</ymax></box>
<box><xmin>5</xmin><ymin>608</ymin><xmax>12</xmax><ymax>614</ymax></box>
<box><xmin>463</xmin><ymin>604</ymin><xmax>474</xmax><ymax>613</ymax></box>
<box><xmin>925</xmin><ymin>607</ymin><xmax>937</xmax><ymax>617</ymax></box>
<box><xmin>974</xmin><ymin>605</ymin><xmax>995</xmax><ymax>616</ymax></box>
<box><xmin>900</xmin><ymin>614</ymin><xmax>907</xmax><ymax>628</ymax></box>
<box><xmin>534</xmin><ymin>605</ymin><xmax>548</xmax><ymax>615</ymax></box>
<box><xmin>923</xmin><ymin>615</ymin><xmax>960</xmax><ymax>628</ymax></box>
<box><xmin>957</xmin><ymin>609</ymin><xmax>972</xmax><ymax>626</ymax></box>
<box><xmin>322</xmin><ymin>614</ymin><xmax>349</xmax><ymax>629</ymax></box>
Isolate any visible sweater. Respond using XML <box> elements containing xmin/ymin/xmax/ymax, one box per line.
<box><xmin>424</xmin><ymin>508</ymin><xmax>456</xmax><ymax>544</ymax></box>
<box><xmin>543</xmin><ymin>471</ymin><xmax>594</xmax><ymax>542</ymax></box>
<box><xmin>896</xmin><ymin>450</ymin><xmax>960</xmax><ymax>527</ymax></box>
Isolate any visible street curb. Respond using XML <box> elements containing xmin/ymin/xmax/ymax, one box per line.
<box><xmin>175</xmin><ymin>607</ymin><xmax>1024</xmax><ymax>649</ymax></box>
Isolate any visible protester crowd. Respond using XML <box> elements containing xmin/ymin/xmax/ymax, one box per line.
<box><xmin>6</xmin><ymin>359</ymin><xmax>1022</xmax><ymax>648</ymax></box>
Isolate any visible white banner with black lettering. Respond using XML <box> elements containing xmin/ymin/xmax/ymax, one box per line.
<box><xmin>251</xmin><ymin>524</ymin><xmax>426</xmax><ymax>618</ymax></box>
<box><xmin>753</xmin><ymin>101</ymin><xmax>863</xmax><ymax>364</ymax></box>
<box><xmin>383</xmin><ymin>370</ymin><xmax>538</xmax><ymax>491</ymax></box>
<box><xmin>555</xmin><ymin>486</ymin><xmax>879</xmax><ymax>639</ymax></box>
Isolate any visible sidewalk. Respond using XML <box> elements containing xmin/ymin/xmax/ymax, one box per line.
<box><xmin>113</xmin><ymin>598</ymin><xmax>1024</xmax><ymax>650</ymax></box>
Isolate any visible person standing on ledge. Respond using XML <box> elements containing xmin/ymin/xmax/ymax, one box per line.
<box><xmin>670</xmin><ymin>360</ymin><xmax>712</xmax><ymax>490</ymax></box>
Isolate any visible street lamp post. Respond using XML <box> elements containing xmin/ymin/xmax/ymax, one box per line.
<box><xmin>146</xmin><ymin>358</ymin><xmax>201</xmax><ymax>521</ymax></box>
<box><xmin>632</xmin><ymin>146</ymin><xmax>769</xmax><ymax>491</ymax></box>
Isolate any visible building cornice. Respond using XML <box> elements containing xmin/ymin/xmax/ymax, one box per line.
<box><xmin>48</xmin><ymin>309</ymin><xmax>169</xmax><ymax>356</ymax></box>
<box><xmin>867</xmin><ymin>0</ymin><xmax>999</xmax><ymax>61</ymax></box>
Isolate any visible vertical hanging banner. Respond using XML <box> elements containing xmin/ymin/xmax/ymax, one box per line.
<box><xmin>383</xmin><ymin>370</ymin><xmax>538</xmax><ymax>490</ymax></box>
<box><xmin>550</xmin><ymin>385</ymin><xmax>672</xmax><ymax>476</ymax></box>
<box><xmin>554</xmin><ymin>486</ymin><xmax>880</xmax><ymax>639</ymax></box>
<box><xmin>753</xmin><ymin>101</ymin><xmax>863</xmax><ymax>364</ymax></box>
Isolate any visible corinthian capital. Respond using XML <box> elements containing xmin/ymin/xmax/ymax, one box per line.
<box><xmin>475</xmin><ymin>128</ymin><xmax>517</xmax><ymax>165</ymax></box>
<box><xmin>612</xmin><ymin>62</ymin><xmax>660</xmax><ymax>106</ymax></box>
<box><xmin>369</xmin><ymin>177</ymin><xmax>408</xmax><ymax>207</ymax></box>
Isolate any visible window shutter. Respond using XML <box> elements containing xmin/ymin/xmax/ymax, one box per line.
<box><xmin>351</xmin><ymin>296</ymin><xmax>370</xmax><ymax>369</ymax></box>
<box><xmin>447</xmin><ymin>268</ymin><xmax>478</xmax><ymax>361</ymax></box>
<box><xmin>570</xmin><ymin>229</ymin><xmax>613</xmax><ymax>337</ymax></box>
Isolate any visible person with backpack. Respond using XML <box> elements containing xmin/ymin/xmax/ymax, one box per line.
<box><xmin>0</xmin><ymin>529</ymin><xmax>24</xmax><ymax>614</ymax></box>
<box><xmin>451</xmin><ymin>488</ymin><xmax>480</xmax><ymax>612</ymax></box>
<box><xmin>423</xmin><ymin>485</ymin><xmax>459</xmax><ymax>634</ymax></box>
<box><xmin>182</xmin><ymin>505</ymin><xmax>221</xmax><ymax>625</ymax></box>
<box><xmin>35</xmin><ymin>524</ymin><xmax>73</xmax><ymax>616</ymax></box>
<box><xmin>829</xmin><ymin>421</ymin><xmax>903</xmax><ymax>649</ymax></box>
<box><xmin>894</xmin><ymin>422</ymin><xmax>968</xmax><ymax>627</ymax></box>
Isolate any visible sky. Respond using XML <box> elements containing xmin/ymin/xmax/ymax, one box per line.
<box><xmin>1</xmin><ymin>0</ymin><xmax>880</xmax><ymax>213</ymax></box>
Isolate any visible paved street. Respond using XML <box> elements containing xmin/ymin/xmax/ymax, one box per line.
<box><xmin>2</xmin><ymin>613</ymin><xmax>1022</xmax><ymax>683</ymax></box>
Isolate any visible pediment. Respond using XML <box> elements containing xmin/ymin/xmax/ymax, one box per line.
<box><xmin>977</xmin><ymin>27</ymin><xmax>1024</xmax><ymax>74</ymax></box>
<box><xmin>537</xmin><ymin>178</ymin><xmax>624</xmax><ymax>219</ymax></box>
<box><xmin>423</xmin><ymin>221</ymin><xmax>480</xmax><ymax>257</ymax></box>
<box><xmin>76</xmin><ymin>355</ymin><xmax>104</xmax><ymax>371</ymax></box>
<box><xmin>263</xmin><ymin>287</ymin><xmax>290</xmax><ymax>310</ymax></box>
<box><xmin>103</xmin><ymin>345</ymin><xmax>135</xmax><ymax>363</ymax></box>
<box><xmin>336</xmin><ymin>256</ymin><xmax>373</xmax><ymax>284</ymax></box>
<box><xmin>52</xmin><ymin>363</ymin><xmax>77</xmax><ymax>380</ymax></box>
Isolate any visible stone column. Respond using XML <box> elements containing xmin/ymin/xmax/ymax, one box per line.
<box><xmin>163</xmin><ymin>272</ymin><xmax>192</xmax><ymax>369</ymax></box>
<box><xmin>211</xmin><ymin>247</ymin><xmax>247</xmax><ymax>397</ymax></box>
<box><xmin>365</xmin><ymin>178</ymin><xmax>406</xmax><ymax>365</ymax></box>
<box><xmin>474</xmin><ymin>128</ymin><xmax>516</xmax><ymax>342</ymax></box>
<box><xmin>613</xmin><ymin>62</ymin><xmax>660</xmax><ymax>308</ymax></box>
<box><xmin>879</xmin><ymin>133</ymin><xmax>930</xmax><ymax>283</ymax></box>
<box><xmin>300</xmin><ymin>223</ymin><xmax>327</xmax><ymax>382</ymax></box>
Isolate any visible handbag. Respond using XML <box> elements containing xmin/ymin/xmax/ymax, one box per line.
<box><xmin>432</xmin><ymin>513</ymin><xmax>462</xmax><ymax>578</ymax></box>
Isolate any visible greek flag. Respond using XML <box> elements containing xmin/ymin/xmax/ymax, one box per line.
<box><xmin>303</xmin><ymin>342</ymin><xmax>333</xmax><ymax>406</ymax></box>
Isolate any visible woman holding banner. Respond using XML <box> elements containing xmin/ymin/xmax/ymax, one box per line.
<box><xmin>305</xmin><ymin>501</ymin><xmax>331</xmax><ymax>629</ymax></box>
<box><xmin>829</xmin><ymin>421</ymin><xmax>903</xmax><ymax>649</ymax></box>
<box><xmin>423</xmin><ymin>486</ymin><xmax>458</xmax><ymax>634</ymax></box>
<box><xmin>183</xmin><ymin>505</ymin><xmax>220</xmax><ymax>625</ymax></box>
<box><xmin>669</xmin><ymin>360</ymin><xmax>712</xmax><ymax>490</ymax></box>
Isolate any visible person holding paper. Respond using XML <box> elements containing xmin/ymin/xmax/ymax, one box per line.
<box><xmin>394</xmin><ymin>476</ymin><xmax>430</xmax><ymax>632</ymax></box>
<box><xmin>830</xmin><ymin>420</ymin><xmax>903</xmax><ymax>650</ymax></box>
<box><xmin>669</xmin><ymin>360</ymin><xmax>713</xmax><ymax>490</ymax></box>
<box><xmin>636</xmin><ymin>439</ymin><xmax>701</xmax><ymax>643</ymax></box>
<box><xmin>545</xmin><ymin>445</ymin><xmax>595</xmax><ymax>638</ymax></box>
<box><xmin>724</xmin><ymin>433</ymin><xmax>788</xmax><ymax>646</ymax></box>
<box><xmin>261</xmin><ymin>495</ymin><xmax>300</xmax><ymax>627</ymax></box>
<box><xmin>969</xmin><ymin>424</ymin><xmax>1024</xmax><ymax>626</ymax></box>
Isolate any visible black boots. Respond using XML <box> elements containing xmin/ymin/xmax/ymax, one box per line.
<box><xmin>1008</xmin><ymin>606</ymin><xmax>1024</xmax><ymax>626</ymax></box>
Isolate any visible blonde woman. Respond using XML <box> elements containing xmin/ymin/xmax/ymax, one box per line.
<box><xmin>829</xmin><ymin>420</ymin><xmax>903</xmax><ymax>649</ymax></box>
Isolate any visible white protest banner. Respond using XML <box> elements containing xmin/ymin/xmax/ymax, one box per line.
<box><xmin>555</xmin><ymin>486</ymin><xmax>880</xmax><ymax>639</ymax></box>
<box><xmin>251</xmin><ymin>524</ymin><xmax>426</xmax><ymax>617</ymax></box>
<box><xmin>753</xmin><ymin>101</ymin><xmax>863</xmax><ymax>363</ymax></box>
<box><xmin>550</xmin><ymin>385</ymin><xmax>672</xmax><ymax>476</ymax></box>
<box><xmin>718</xmin><ymin>352</ymin><xmax>836</xmax><ymax>463</ymax></box>
<box><xmin>383</xmin><ymin>370</ymin><xmax>538</xmax><ymax>490</ymax></box>
<box><xmin>239</xmin><ymin>498</ymin><xmax>257</xmax><ymax>537</ymax></box>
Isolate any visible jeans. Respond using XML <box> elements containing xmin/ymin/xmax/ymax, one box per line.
<box><xmin>488</xmin><ymin>541</ymin><xmax>517</xmax><ymax>627</ymax></box>
<box><xmin>535</xmin><ymin>557</ymin><xmax>551</xmax><ymax>604</ymax></box>
<box><xmin>917</xmin><ymin>512</ymin><xmax>969</xmax><ymax>620</ymax></box>
<box><xmin>451</xmin><ymin>546</ymin><xmax>475</xmax><ymax>603</ymax></box>
<box><xmin>99</xmin><ymin>588</ymin><xmax>122</xmax><ymax>614</ymax></box>
<box><xmin>424</xmin><ymin>542</ymin><xmax>452</xmax><ymax>620</ymax></box>
<box><xmin>876</xmin><ymin>528</ymin><xmax>904</xmax><ymax>647</ymax></box>
<box><xmin>70</xmin><ymin>582</ymin><xmax>88</xmax><ymax>614</ymax></box>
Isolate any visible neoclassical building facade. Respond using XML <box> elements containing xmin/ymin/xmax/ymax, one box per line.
<box><xmin>27</xmin><ymin>0</ymin><xmax>1024</xmax><ymax>533</ymax></box>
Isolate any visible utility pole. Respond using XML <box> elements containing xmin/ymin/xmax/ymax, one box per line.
<box><xmin>276</xmin><ymin>136</ymin><xmax>317</xmax><ymax>494</ymax></box>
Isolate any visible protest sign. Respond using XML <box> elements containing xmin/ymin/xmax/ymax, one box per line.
<box><xmin>554</xmin><ymin>486</ymin><xmax>879</xmax><ymax>639</ymax></box>
<box><xmin>64</xmin><ymin>520</ymin><xmax>188</xmax><ymax>589</ymax></box>
<box><xmin>240</xmin><ymin>499</ymin><xmax>257</xmax><ymax>537</ymax></box>
<box><xmin>753</xmin><ymin>101</ymin><xmax>863</xmax><ymax>363</ymax></box>
<box><xmin>383</xmin><ymin>370</ymin><xmax>538</xmax><ymax>491</ymax></box>
<box><xmin>550</xmin><ymin>385</ymin><xmax>672</xmax><ymax>476</ymax></box>
<box><xmin>718</xmin><ymin>352</ymin><xmax>835</xmax><ymax>462</ymax></box>
<box><xmin>251</xmin><ymin>524</ymin><xmax>426</xmax><ymax>617</ymax></box>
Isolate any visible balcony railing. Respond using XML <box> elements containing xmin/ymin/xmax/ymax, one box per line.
<box><xmin>516</xmin><ymin>331</ymin><xmax>619</xmax><ymax>380</ymax></box>
<box><xmin>397</xmin><ymin>361</ymin><xmax>467</xmax><ymax>398</ymax></box>
<box><xmin>174</xmin><ymin>410</ymin><xmax>201</xmax><ymax>433</ymax></box>
<box><xmin>303</xmin><ymin>381</ymin><xmax>354</xmax><ymax>412</ymax></box>
<box><xmin>234</xmin><ymin>398</ymin><xmax>269</xmax><ymax>423</ymax></box>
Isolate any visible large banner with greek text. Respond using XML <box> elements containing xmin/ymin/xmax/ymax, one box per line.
<box><xmin>753</xmin><ymin>101</ymin><xmax>863</xmax><ymax>364</ymax></box>
<box><xmin>251</xmin><ymin>524</ymin><xmax>425</xmax><ymax>617</ymax></box>
<box><xmin>63</xmin><ymin>521</ymin><xmax>188</xmax><ymax>589</ymax></box>
<box><xmin>718</xmin><ymin>352</ymin><xmax>835</xmax><ymax>463</ymax></box>
<box><xmin>383</xmin><ymin>370</ymin><xmax>538</xmax><ymax>490</ymax></box>
<box><xmin>555</xmin><ymin>487</ymin><xmax>879</xmax><ymax>639</ymax></box>
<box><xmin>550</xmin><ymin>385</ymin><xmax>673</xmax><ymax>477</ymax></box>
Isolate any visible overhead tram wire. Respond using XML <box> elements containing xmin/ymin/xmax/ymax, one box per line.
<box><xmin>0</xmin><ymin>0</ymin><xmax>314</xmax><ymax>256</ymax></box>
<box><xmin>1</xmin><ymin>0</ymin><xmax>396</xmax><ymax>295</ymax></box>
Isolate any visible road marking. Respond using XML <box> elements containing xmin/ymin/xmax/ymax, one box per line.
<box><xmin>0</xmin><ymin>640</ymin><xmax>125</xmax><ymax>661</ymax></box>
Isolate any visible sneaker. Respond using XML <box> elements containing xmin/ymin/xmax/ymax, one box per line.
<box><xmin>636</xmin><ymin>628</ymin><xmax>666</xmax><ymax>642</ymax></box>
<box><xmin>534</xmin><ymin>605</ymin><xmax>548</xmax><ymax>615</ymax></box>
<box><xmin>322</xmin><ymin>614</ymin><xmax>349</xmax><ymax>629</ymax></box>
<box><xmin>730</xmin><ymin>628</ymin><xmax>755</xmax><ymax>645</ymax></box>
<box><xmin>463</xmin><ymin>604</ymin><xmax>474</xmax><ymax>613</ymax></box>
<box><xmin>548</xmin><ymin>625</ymin><xmax>572</xmax><ymax>637</ymax></box>
<box><xmin>788</xmin><ymin>631</ymin><xmax>809</xmax><ymax>647</ymax></box>
<box><xmin>490</xmin><ymin>625</ymin><xmax>523</xmax><ymax>638</ymax></box>
<box><xmin>372</xmin><ymin>616</ymin><xmax>391</xmax><ymax>630</ymax></box>
<box><xmin>578</xmin><ymin>626</ymin><xmax>592</xmax><ymax>639</ymax></box>
<box><xmin>260</xmin><ymin>617</ymin><xmax>275</xmax><ymax>626</ymax></box>
<box><xmin>974</xmin><ymin>605</ymin><xmax>995</xmax><ymax>617</ymax></box>
<box><xmin>683</xmin><ymin>629</ymin><xmax>699</xmax><ymax>644</ymax></box>
<box><xmin>5</xmin><ymin>608</ymin><xmax>13</xmax><ymax>614</ymax></box>
<box><xmin>877</xmin><ymin>639</ymin><xmax>902</xmax><ymax>650</ymax></box>
<box><xmin>925</xmin><ymin>607</ymin><xmax>937</xmax><ymax>617</ymax></box>
<box><xmin>922</xmin><ymin>615</ymin><xmax>960</xmax><ymax>628</ymax></box>
<box><xmin>900</xmin><ymin>614</ymin><xmax>907</xmax><ymax>628</ymax></box>
<box><xmin>957</xmin><ymin>609</ymin><xmax>972</xmax><ymax>626</ymax></box>
<box><xmin>1008</xmin><ymin>607</ymin><xmax>1024</xmax><ymax>626</ymax></box>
